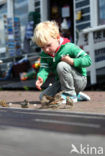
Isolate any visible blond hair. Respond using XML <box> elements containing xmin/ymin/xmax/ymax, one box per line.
<box><xmin>33</xmin><ymin>21</ymin><xmax>60</xmax><ymax>47</ymax></box>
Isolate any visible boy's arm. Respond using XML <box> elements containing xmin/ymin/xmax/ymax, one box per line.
<box><xmin>67</xmin><ymin>43</ymin><xmax>92</xmax><ymax>67</ymax></box>
<box><xmin>37</xmin><ymin>67</ymin><xmax>49</xmax><ymax>83</ymax></box>
<box><xmin>73</xmin><ymin>54</ymin><xmax>92</xmax><ymax>68</ymax></box>
<box><xmin>36</xmin><ymin>76</ymin><xmax>43</xmax><ymax>90</ymax></box>
<box><xmin>36</xmin><ymin>55</ymin><xmax>50</xmax><ymax>83</ymax></box>
<box><xmin>60</xmin><ymin>43</ymin><xmax>91</xmax><ymax>68</ymax></box>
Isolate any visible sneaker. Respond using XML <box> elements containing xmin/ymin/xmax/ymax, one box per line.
<box><xmin>61</xmin><ymin>93</ymin><xmax>77</xmax><ymax>106</ymax></box>
<box><xmin>77</xmin><ymin>92</ymin><xmax>90</xmax><ymax>101</ymax></box>
<box><xmin>61</xmin><ymin>94</ymin><xmax>67</xmax><ymax>104</ymax></box>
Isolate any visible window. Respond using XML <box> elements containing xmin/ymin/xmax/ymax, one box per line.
<box><xmin>98</xmin><ymin>0</ymin><xmax>105</xmax><ymax>25</ymax></box>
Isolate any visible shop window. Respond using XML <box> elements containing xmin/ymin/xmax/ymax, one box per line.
<box><xmin>98</xmin><ymin>0</ymin><xmax>105</xmax><ymax>25</ymax></box>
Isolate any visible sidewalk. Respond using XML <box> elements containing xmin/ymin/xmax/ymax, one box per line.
<box><xmin>0</xmin><ymin>90</ymin><xmax>105</xmax><ymax>115</ymax></box>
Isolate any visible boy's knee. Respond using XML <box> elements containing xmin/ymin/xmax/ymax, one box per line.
<box><xmin>57</xmin><ymin>61</ymin><xmax>71</xmax><ymax>73</ymax></box>
<box><xmin>57</xmin><ymin>61</ymin><xmax>65</xmax><ymax>72</ymax></box>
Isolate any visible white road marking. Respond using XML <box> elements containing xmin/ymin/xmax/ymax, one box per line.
<box><xmin>12</xmin><ymin>110</ymin><xmax>105</xmax><ymax>120</ymax></box>
<box><xmin>34</xmin><ymin>118</ymin><xmax>101</xmax><ymax>128</ymax></box>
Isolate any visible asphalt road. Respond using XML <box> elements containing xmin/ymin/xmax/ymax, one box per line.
<box><xmin>0</xmin><ymin>108</ymin><xmax>105</xmax><ymax>156</ymax></box>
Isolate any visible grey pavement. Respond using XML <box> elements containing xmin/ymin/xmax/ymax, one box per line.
<box><xmin>0</xmin><ymin>90</ymin><xmax>105</xmax><ymax>114</ymax></box>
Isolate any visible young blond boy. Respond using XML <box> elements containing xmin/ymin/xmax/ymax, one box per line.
<box><xmin>33</xmin><ymin>21</ymin><xmax>92</xmax><ymax>105</ymax></box>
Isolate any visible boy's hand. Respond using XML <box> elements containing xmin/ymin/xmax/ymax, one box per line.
<box><xmin>61</xmin><ymin>55</ymin><xmax>74</xmax><ymax>65</ymax></box>
<box><xmin>35</xmin><ymin>77</ymin><xmax>43</xmax><ymax>90</ymax></box>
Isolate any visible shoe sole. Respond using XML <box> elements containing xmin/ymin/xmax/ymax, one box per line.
<box><xmin>79</xmin><ymin>92</ymin><xmax>90</xmax><ymax>101</ymax></box>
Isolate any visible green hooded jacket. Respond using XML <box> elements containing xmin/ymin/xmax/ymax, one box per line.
<box><xmin>37</xmin><ymin>42</ymin><xmax>92</xmax><ymax>83</ymax></box>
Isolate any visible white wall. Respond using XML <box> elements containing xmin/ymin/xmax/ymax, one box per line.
<box><xmin>90</xmin><ymin>0</ymin><xmax>98</xmax><ymax>27</ymax></box>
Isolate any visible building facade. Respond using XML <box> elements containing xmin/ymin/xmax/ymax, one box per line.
<box><xmin>0</xmin><ymin>0</ymin><xmax>105</xmax><ymax>47</ymax></box>
<box><xmin>76</xmin><ymin>0</ymin><xmax>105</xmax><ymax>85</ymax></box>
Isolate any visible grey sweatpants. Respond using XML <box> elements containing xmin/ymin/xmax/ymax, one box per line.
<box><xmin>40</xmin><ymin>61</ymin><xmax>87</xmax><ymax>100</ymax></box>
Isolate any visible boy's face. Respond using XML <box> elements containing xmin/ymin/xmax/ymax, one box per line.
<box><xmin>41</xmin><ymin>37</ymin><xmax>60</xmax><ymax>55</ymax></box>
